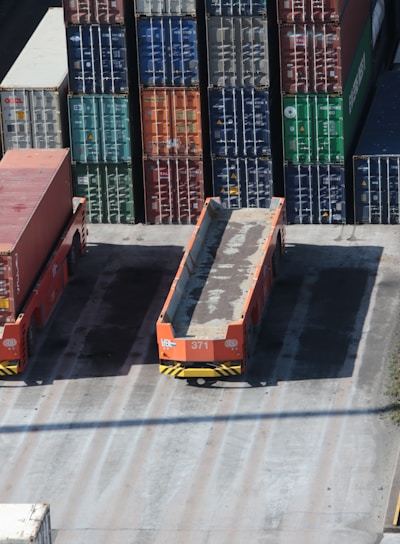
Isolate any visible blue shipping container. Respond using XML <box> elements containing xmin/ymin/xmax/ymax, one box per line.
<box><xmin>137</xmin><ymin>16</ymin><xmax>199</xmax><ymax>86</ymax></box>
<box><xmin>68</xmin><ymin>94</ymin><xmax>132</xmax><ymax>163</ymax></box>
<box><xmin>285</xmin><ymin>163</ymin><xmax>346</xmax><ymax>224</ymax></box>
<box><xmin>67</xmin><ymin>25</ymin><xmax>129</xmax><ymax>93</ymax></box>
<box><xmin>212</xmin><ymin>156</ymin><xmax>273</xmax><ymax>208</ymax></box>
<box><xmin>206</xmin><ymin>0</ymin><xmax>266</xmax><ymax>16</ymax></box>
<box><xmin>353</xmin><ymin>70</ymin><xmax>400</xmax><ymax>224</ymax></box>
<box><xmin>208</xmin><ymin>87</ymin><xmax>271</xmax><ymax>157</ymax></box>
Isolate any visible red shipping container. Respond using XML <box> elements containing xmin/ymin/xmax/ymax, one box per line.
<box><xmin>63</xmin><ymin>0</ymin><xmax>126</xmax><ymax>24</ymax></box>
<box><xmin>0</xmin><ymin>149</ymin><xmax>73</xmax><ymax>324</ymax></box>
<box><xmin>141</xmin><ymin>88</ymin><xmax>203</xmax><ymax>157</ymax></box>
<box><xmin>279</xmin><ymin>0</ymin><xmax>371</xmax><ymax>93</ymax></box>
<box><xmin>144</xmin><ymin>157</ymin><xmax>204</xmax><ymax>224</ymax></box>
<box><xmin>278</xmin><ymin>0</ymin><xmax>348</xmax><ymax>22</ymax></box>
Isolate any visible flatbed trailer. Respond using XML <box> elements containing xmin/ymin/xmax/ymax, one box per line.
<box><xmin>156</xmin><ymin>196</ymin><xmax>286</xmax><ymax>380</ymax></box>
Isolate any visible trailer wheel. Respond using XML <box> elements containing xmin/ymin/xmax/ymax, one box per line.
<box><xmin>27</xmin><ymin>318</ymin><xmax>38</xmax><ymax>357</ymax></box>
<box><xmin>67</xmin><ymin>232</ymin><xmax>81</xmax><ymax>276</ymax></box>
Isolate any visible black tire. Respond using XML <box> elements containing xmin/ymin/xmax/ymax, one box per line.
<box><xmin>67</xmin><ymin>233</ymin><xmax>81</xmax><ymax>276</ymax></box>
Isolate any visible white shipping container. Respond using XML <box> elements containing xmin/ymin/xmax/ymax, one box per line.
<box><xmin>0</xmin><ymin>8</ymin><xmax>68</xmax><ymax>153</ymax></box>
<box><xmin>0</xmin><ymin>503</ymin><xmax>52</xmax><ymax>543</ymax></box>
<box><xmin>134</xmin><ymin>0</ymin><xmax>196</xmax><ymax>15</ymax></box>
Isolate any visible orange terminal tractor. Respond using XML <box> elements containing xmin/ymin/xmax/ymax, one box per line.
<box><xmin>156</xmin><ymin>196</ymin><xmax>286</xmax><ymax>383</ymax></box>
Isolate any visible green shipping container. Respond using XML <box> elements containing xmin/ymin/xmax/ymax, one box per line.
<box><xmin>68</xmin><ymin>94</ymin><xmax>132</xmax><ymax>163</ymax></box>
<box><xmin>283</xmin><ymin>17</ymin><xmax>372</xmax><ymax>164</ymax></box>
<box><xmin>72</xmin><ymin>163</ymin><xmax>135</xmax><ymax>224</ymax></box>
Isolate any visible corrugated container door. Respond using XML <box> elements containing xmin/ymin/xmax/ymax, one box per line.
<box><xmin>283</xmin><ymin>95</ymin><xmax>314</xmax><ymax>163</ymax></box>
<box><xmin>314</xmin><ymin>95</ymin><xmax>343</xmax><ymax>163</ymax></box>
<box><xmin>63</xmin><ymin>0</ymin><xmax>126</xmax><ymax>24</ymax></box>
<box><xmin>205</xmin><ymin>0</ymin><xmax>267</xmax><ymax>16</ymax></box>
<box><xmin>144</xmin><ymin>157</ymin><xmax>204</xmax><ymax>223</ymax></box>
<box><xmin>135</xmin><ymin>0</ymin><xmax>196</xmax><ymax>16</ymax></box>
<box><xmin>208</xmin><ymin>87</ymin><xmax>270</xmax><ymax>156</ymax></box>
<box><xmin>137</xmin><ymin>17</ymin><xmax>199</xmax><ymax>86</ymax></box>
<box><xmin>207</xmin><ymin>16</ymin><xmax>269</xmax><ymax>87</ymax></box>
<box><xmin>30</xmin><ymin>88</ymin><xmax>68</xmax><ymax>148</ymax></box>
<box><xmin>212</xmin><ymin>156</ymin><xmax>273</xmax><ymax>208</ymax></box>
<box><xmin>99</xmin><ymin>95</ymin><xmax>132</xmax><ymax>162</ymax></box>
<box><xmin>67</xmin><ymin>25</ymin><xmax>129</xmax><ymax>93</ymax></box>
<box><xmin>69</xmin><ymin>95</ymin><xmax>103</xmax><ymax>162</ymax></box>
<box><xmin>73</xmin><ymin>163</ymin><xmax>105</xmax><ymax>222</ymax></box>
<box><xmin>277</xmin><ymin>0</ymin><xmax>347</xmax><ymax>23</ymax></box>
<box><xmin>0</xmin><ymin>90</ymin><xmax>32</xmax><ymax>149</ymax></box>
<box><xmin>284</xmin><ymin>163</ymin><xmax>314</xmax><ymax>224</ymax></box>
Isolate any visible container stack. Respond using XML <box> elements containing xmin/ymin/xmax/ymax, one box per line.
<box><xmin>278</xmin><ymin>0</ymin><xmax>373</xmax><ymax>224</ymax></box>
<box><xmin>205</xmin><ymin>0</ymin><xmax>277</xmax><ymax>208</ymax></box>
<box><xmin>63</xmin><ymin>0</ymin><xmax>136</xmax><ymax>223</ymax></box>
<box><xmin>134</xmin><ymin>0</ymin><xmax>205</xmax><ymax>224</ymax></box>
<box><xmin>0</xmin><ymin>8</ymin><xmax>69</xmax><ymax>155</ymax></box>
<box><xmin>353</xmin><ymin>70</ymin><xmax>400</xmax><ymax>224</ymax></box>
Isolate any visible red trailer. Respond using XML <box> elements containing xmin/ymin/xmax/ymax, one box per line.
<box><xmin>0</xmin><ymin>149</ymin><xmax>87</xmax><ymax>376</ymax></box>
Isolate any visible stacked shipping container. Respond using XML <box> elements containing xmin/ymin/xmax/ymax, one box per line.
<box><xmin>206</xmin><ymin>0</ymin><xmax>276</xmax><ymax>208</ymax></box>
<box><xmin>135</xmin><ymin>1</ymin><xmax>205</xmax><ymax>224</ymax></box>
<box><xmin>278</xmin><ymin>0</ymin><xmax>373</xmax><ymax>224</ymax></box>
<box><xmin>0</xmin><ymin>8</ymin><xmax>69</xmax><ymax>154</ymax></box>
<box><xmin>63</xmin><ymin>0</ymin><xmax>136</xmax><ymax>223</ymax></box>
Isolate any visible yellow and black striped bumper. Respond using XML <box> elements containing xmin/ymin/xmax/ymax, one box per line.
<box><xmin>0</xmin><ymin>361</ymin><xmax>19</xmax><ymax>376</ymax></box>
<box><xmin>160</xmin><ymin>362</ymin><xmax>242</xmax><ymax>378</ymax></box>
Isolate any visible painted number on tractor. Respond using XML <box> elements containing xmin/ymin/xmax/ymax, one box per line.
<box><xmin>191</xmin><ymin>341</ymin><xmax>209</xmax><ymax>350</ymax></box>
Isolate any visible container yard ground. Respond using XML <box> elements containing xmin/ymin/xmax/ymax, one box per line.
<box><xmin>0</xmin><ymin>221</ymin><xmax>398</xmax><ymax>543</ymax></box>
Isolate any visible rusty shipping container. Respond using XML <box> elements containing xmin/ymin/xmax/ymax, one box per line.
<box><xmin>141</xmin><ymin>88</ymin><xmax>203</xmax><ymax>156</ymax></box>
<box><xmin>279</xmin><ymin>0</ymin><xmax>371</xmax><ymax>93</ymax></box>
<box><xmin>63</xmin><ymin>0</ymin><xmax>126</xmax><ymax>24</ymax></box>
<box><xmin>277</xmin><ymin>0</ymin><xmax>348</xmax><ymax>22</ymax></box>
<box><xmin>144</xmin><ymin>157</ymin><xmax>204</xmax><ymax>224</ymax></box>
<box><xmin>0</xmin><ymin>149</ymin><xmax>73</xmax><ymax>324</ymax></box>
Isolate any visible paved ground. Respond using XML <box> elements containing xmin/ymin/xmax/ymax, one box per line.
<box><xmin>1</xmin><ymin>222</ymin><xmax>400</xmax><ymax>543</ymax></box>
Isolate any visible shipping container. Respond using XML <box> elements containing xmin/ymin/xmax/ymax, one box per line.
<box><xmin>63</xmin><ymin>0</ymin><xmax>126</xmax><ymax>24</ymax></box>
<box><xmin>136</xmin><ymin>16</ymin><xmax>199</xmax><ymax>86</ymax></box>
<box><xmin>156</xmin><ymin>196</ymin><xmax>286</xmax><ymax>380</ymax></box>
<box><xmin>353</xmin><ymin>70</ymin><xmax>400</xmax><ymax>224</ymax></box>
<box><xmin>0</xmin><ymin>8</ymin><xmax>68</xmax><ymax>152</ymax></box>
<box><xmin>206</xmin><ymin>16</ymin><xmax>269</xmax><ymax>87</ymax></box>
<box><xmin>279</xmin><ymin>1</ymin><xmax>371</xmax><ymax>93</ymax></box>
<box><xmin>208</xmin><ymin>87</ymin><xmax>271</xmax><ymax>156</ymax></box>
<box><xmin>141</xmin><ymin>88</ymin><xmax>202</xmax><ymax>156</ymax></box>
<box><xmin>135</xmin><ymin>0</ymin><xmax>196</xmax><ymax>16</ymax></box>
<box><xmin>66</xmin><ymin>25</ymin><xmax>129</xmax><ymax>94</ymax></box>
<box><xmin>284</xmin><ymin>163</ymin><xmax>346</xmax><ymax>224</ymax></box>
<box><xmin>0</xmin><ymin>149</ymin><xmax>73</xmax><ymax>324</ymax></box>
<box><xmin>282</xmin><ymin>18</ymin><xmax>372</xmax><ymax>163</ymax></box>
<box><xmin>0</xmin><ymin>503</ymin><xmax>52</xmax><ymax>543</ymax></box>
<box><xmin>68</xmin><ymin>94</ymin><xmax>132</xmax><ymax>163</ymax></box>
<box><xmin>205</xmin><ymin>0</ymin><xmax>266</xmax><ymax>16</ymax></box>
<box><xmin>212</xmin><ymin>155</ymin><xmax>273</xmax><ymax>208</ymax></box>
<box><xmin>144</xmin><ymin>157</ymin><xmax>204</xmax><ymax>223</ymax></box>
<box><xmin>72</xmin><ymin>163</ymin><xmax>135</xmax><ymax>223</ymax></box>
<box><xmin>277</xmin><ymin>0</ymin><xmax>347</xmax><ymax>22</ymax></box>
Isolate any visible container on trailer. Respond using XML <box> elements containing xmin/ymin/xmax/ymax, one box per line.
<box><xmin>208</xmin><ymin>87</ymin><xmax>270</xmax><ymax>156</ymax></box>
<box><xmin>206</xmin><ymin>16</ymin><xmax>269</xmax><ymax>87</ymax></box>
<box><xmin>282</xmin><ymin>18</ymin><xmax>372</xmax><ymax>163</ymax></box>
<box><xmin>277</xmin><ymin>0</ymin><xmax>348</xmax><ymax>22</ymax></box>
<box><xmin>212</xmin><ymin>155</ymin><xmax>273</xmax><ymax>208</ymax></box>
<box><xmin>72</xmin><ymin>163</ymin><xmax>135</xmax><ymax>223</ymax></box>
<box><xmin>66</xmin><ymin>25</ymin><xmax>129</xmax><ymax>94</ymax></box>
<box><xmin>0</xmin><ymin>149</ymin><xmax>73</xmax><ymax>324</ymax></box>
<box><xmin>353</xmin><ymin>70</ymin><xmax>400</xmax><ymax>224</ymax></box>
<box><xmin>0</xmin><ymin>503</ymin><xmax>52</xmax><ymax>543</ymax></box>
<box><xmin>141</xmin><ymin>88</ymin><xmax>202</xmax><ymax>156</ymax></box>
<box><xmin>136</xmin><ymin>16</ymin><xmax>199</xmax><ymax>87</ymax></box>
<box><xmin>68</xmin><ymin>94</ymin><xmax>132</xmax><ymax>163</ymax></box>
<box><xmin>144</xmin><ymin>157</ymin><xmax>204</xmax><ymax>224</ymax></box>
<box><xmin>279</xmin><ymin>2</ymin><xmax>371</xmax><ymax>93</ymax></box>
<box><xmin>63</xmin><ymin>0</ymin><xmax>126</xmax><ymax>24</ymax></box>
<box><xmin>205</xmin><ymin>0</ymin><xmax>266</xmax><ymax>16</ymax></box>
<box><xmin>284</xmin><ymin>162</ymin><xmax>346</xmax><ymax>224</ymax></box>
<box><xmin>134</xmin><ymin>0</ymin><xmax>196</xmax><ymax>16</ymax></box>
<box><xmin>0</xmin><ymin>8</ymin><xmax>68</xmax><ymax>152</ymax></box>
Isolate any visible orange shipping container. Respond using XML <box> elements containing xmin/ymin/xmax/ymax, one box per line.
<box><xmin>141</xmin><ymin>88</ymin><xmax>203</xmax><ymax>156</ymax></box>
<box><xmin>144</xmin><ymin>157</ymin><xmax>204</xmax><ymax>224</ymax></box>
